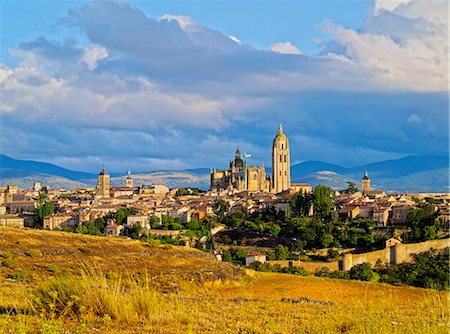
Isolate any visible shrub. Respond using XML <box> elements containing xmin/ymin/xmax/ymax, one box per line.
<box><xmin>12</xmin><ymin>269</ymin><xmax>29</xmax><ymax>281</ymax></box>
<box><xmin>0</xmin><ymin>252</ymin><xmax>17</xmax><ymax>269</ymax></box>
<box><xmin>349</xmin><ymin>263</ymin><xmax>377</xmax><ymax>282</ymax></box>
<box><xmin>25</xmin><ymin>249</ymin><xmax>41</xmax><ymax>257</ymax></box>
<box><xmin>30</xmin><ymin>278</ymin><xmax>84</xmax><ymax>318</ymax></box>
<box><xmin>79</xmin><ymin>247</ymin><xmax>92</xmax><ymax>255</ymax></box>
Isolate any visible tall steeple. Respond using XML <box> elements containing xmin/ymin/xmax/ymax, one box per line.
<box><xmin>126</xmin><ymin>169</ymin><xmax>133</xmax><ymax>189</ymax></box>
<box><xmin>235</xmin><ymin>146</ymin><xmax>241</xmax><ymax>159</ymax></box>
<box><xmin>97</xmin><ymin>166</ymin><xmax>110</xmax><ymax>198</ymax></box>
<box><xmin>272</xmin><ymin>123</ymin><xmax>290</xmax><ymax>193</ymax></box>
<box><xmin>361</xmin><ymin>168</ymin><xmax>371</xmax><ymax>193</ymax></box>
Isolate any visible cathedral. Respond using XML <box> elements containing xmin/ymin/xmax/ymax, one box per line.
<box><xmin>210</xmin><ymin>124</ymin><xmax>291</xmax><ymax>194</ymax></box>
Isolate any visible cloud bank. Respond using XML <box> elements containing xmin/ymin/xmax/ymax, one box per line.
<box><xmin>0</xmin><ymin>0</ymin><xmax>447</xmax><ymax>173</ymax></box>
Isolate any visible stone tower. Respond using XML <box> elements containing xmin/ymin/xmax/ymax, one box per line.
<box><xmin>97</xmin><ymin>167</ymin><xmax>110</xmax><ymax>198</ymax></box>
<box><xmin>361</xmin><ymin>169</ymin><xmax>371</xmax><ymax>193</ymax></box>
<box><xmin>126</xmin><ymin>170</ymin><xmax>133</xmax><ymax>189</ymax></box>
<box><xmin>272</xmin><ymin>124</ymin><xmax>291</xmax><ymax>193</ymax></box>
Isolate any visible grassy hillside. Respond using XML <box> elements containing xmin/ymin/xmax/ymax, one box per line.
<box><xmin>0</xmin><ymin>228</ymin><xmax>448</xmax><ymax>333</ymax></box>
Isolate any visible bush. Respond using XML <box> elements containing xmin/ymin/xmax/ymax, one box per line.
<box><xmin>25</xmin><ymin>249</ymin><xmax>41</xmax><ymax>257</ymax></box>
<box><xmin>349</xmin><ymin>263</ymin><xmax>377</xmax><ymax>282</ymax></box>
<box><xmin>0</xmin><ymin>252</ymin><xmax>17</xmax><ymax>269</ymax></box>
<box><xmin>31</xmin><ymin>278</ymin><xmax>84</xmax><ymax>318</ymax></box>
<box><xmin>12</xmin><ymin>269</ymin><xmax>29</xmax><ymax>281</ymax></box>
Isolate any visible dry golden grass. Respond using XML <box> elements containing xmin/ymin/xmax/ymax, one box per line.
<box><xmin>0</xmin><ymin>227</ymin><xmax>448</xmax><ymax>334</ymax></box>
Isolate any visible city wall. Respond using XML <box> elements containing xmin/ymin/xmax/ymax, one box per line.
<box><xmin>267</xmin><ymin>260</ymin><xmax>339</xmax><ymax>272</ymax></box>
<box><xmin>340</xmin><ymin>238</ymin><xmax>449</xmax><ymax>271</ymax></box>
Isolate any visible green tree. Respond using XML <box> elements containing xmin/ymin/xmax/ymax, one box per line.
<box><xmin>341</xmin><ymin>182</ymin><xmax>358</xmax><ymax>194</ymax></box>
<box><xmin>149</xmin><ymin>215</ymin><xmax>160</xmax><ymax>228</ymax></box>
<box><xmin>34</xmin><ymin>188</ymin><xmax>55</xmax><ymax>227</ymax></box>
<box><xmin>349</xmin><ymin>263</ymin><xmax>377</xmax><ymax>282</ymax></box>
<box><xmin>313</xmin><ymin>185</ymin><xmax>334</xmax><ymax>220</ymax></box>
<box><xmin>290</xmin><ymin>191</ymin><xmax>312</xmax><ymax>217</ymax></box>
<box><xmin>214</xmin><ymin>199</ymin><xmax>227</xmax><ymax>221</ymax></box>
<box><xmin>274</xmin><ymin>244</ymin><xmax>289</xmax><ymax>260</ymax></box>
<box><xmin>320</xmin><ymin>233</ymin><xmax>334</xmax><ymax>248</ymax></box>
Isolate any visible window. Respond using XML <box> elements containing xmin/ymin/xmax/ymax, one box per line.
<box><xmin>284</xmin><ymin>155</ymin><xmax>286</xmax><ymax>163</ymax></box>
<box><xmin>280</xmin><ymin>171</ymin><xmax>281</xmax><ymax>175</ymax></box>
<box><xmin>280</xmin><ymin>155</ymin><xmax>282</xmax><ymax>162</ymax></box>
<box><xmin>285</xmin><ymin>171</ymin><xmax>287</xmax><ymax>176</ymax></box>
<box><xmin>253</xmin><ymin>174</ymin><xmax>257</xmax><ymax>180</ymax></box>
<box><xmin>281</xmin><ymin>144</ymin><xmax>284</xmax><ymax>149</ymax></box>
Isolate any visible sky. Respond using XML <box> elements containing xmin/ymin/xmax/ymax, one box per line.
<box><xmin>0</xmin><ymin>0</ymin><xmax>448</xmax><ymax>173</ymax></box>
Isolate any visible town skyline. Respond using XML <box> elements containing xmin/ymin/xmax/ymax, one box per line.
<box><xmin>1</xmin><ymin>0</ymin><xmax>448</xmax><ymax>174</ymax></box>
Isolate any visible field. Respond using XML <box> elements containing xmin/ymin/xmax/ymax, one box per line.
<box><xmin>0</xmin><ymin>227</ymin><xmax>448</xmax><ymax>333</ymax></box>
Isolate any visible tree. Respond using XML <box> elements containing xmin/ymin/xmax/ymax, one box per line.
<box><xmin>327</xmin><ymin>248</ymin><xmax>340</xmax><ymax>260</ymax></box>
<box><xmin>290</xmin><ymin>191</ymin><xmax>312</xmax><ymax>217</ymax></box>
<box><xmin>149</xmin><ymin>215</ymin><xmax>160</xmax><ymax>228</ymax></box>
<box><xmin>274</xmin><ymin>244</ymin><xmax>289</xmax><ymax>260</ymax></box>
<box><xmin>340</xmin><ymin>182</ymin><xmax>358</xmax><ymax>194</ymax></box>
<box><xmin>214</xmin><ymin>199</ymin><xmax>227</xmax><ymax>221</ymax></box>
<box><xmin>313</xmin><ymin>185</ymin><xmax>334</xmax><ymax>220</ymax></box>
<box><xmin>320</xmin><ymin>233</ymin><xmax>334</xmax><ymax>248</ymax></box>
<box><xmin>222</xmin><ymin>250</ymin><xmax>232</xmax><ymax>262</ymax></box>
<box><xmin>349</xmin><ymin>263</ymin><xmax>377</xmax><ymax>282</ymax></box>
<box><xmin>34</xmin><ymin>188</ymin><xmax>55</xmax><ymax>227</ymax></box>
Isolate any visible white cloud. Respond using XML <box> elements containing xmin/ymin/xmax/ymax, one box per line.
<box><xmin>269</xmin><ymin>41</ymin><xmax>303</xmax><ymax>55</ymax></box>
<box><xmin>228</xmin><ymin>35</ymin><xmax>240</xmax><ymax>44</ymax></box>
<box><xmin>321</xmin><ymin>0</ymin><xmax>448</xmax><ymax>92</ymax></box>
<box><xmin>407</xmin><ymin>113</ymin><xmax>423</xmax><ymax>125</ymax></box>
<box><xmin>82</xmin><ymin>44</ymin><xmax>108</xmax><ymax>70</ymax></box>
<box><xmin>159</xmin><ymin>14</ymin><xmax>196</xmax><ymax>29</ymax></box>
<box><xmin>374</xmin><ymin>0</ymin><xmax>411</xmax><ymax>13</ymax></box>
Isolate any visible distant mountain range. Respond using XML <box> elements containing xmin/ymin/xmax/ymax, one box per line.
<box><xmin>0</xmin><ymin>154</ymin><xmax>448</xmax><ymax>193</ymax></box>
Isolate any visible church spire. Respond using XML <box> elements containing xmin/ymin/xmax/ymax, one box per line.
<box><xmin>235</xmin><ymin>146</ymin><xmax>241</xmax><ymax>159</ymax></box>
<box><xmin>278</xmin><ymin>123</ymin><xmax>283</xmax><ymax>134</ymax></box>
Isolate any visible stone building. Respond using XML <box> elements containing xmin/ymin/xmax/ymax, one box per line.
<box><xmin>125</xmin><ymin>170</ymin><xmax>133</xmax><ymax>189</ymax></box>
<box><xmin>210</xmin><ymin>124</ymin><xmax>292</xmax><ymax>194</ymax></box>
<box><xmin>272</xmin><ymin>124</ymin><xmax>291</xmax><ymax>193</ymax></box>
<box><xmin>210</xmin><ymin>147</ymin><xmax>271</xmax><ymax>192</ymax></box>
<box><xmin>97</xmin><ymin>168</ymin><xmax>110</xmax><ymax>198</ymax></box>
<box><xmin>361</xmin><ymin>169</ymin><xmax>371</xmax><ymax>193</ymax></box>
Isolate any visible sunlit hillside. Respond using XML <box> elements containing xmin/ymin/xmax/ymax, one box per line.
<box><xmin>0</xmin><ymin>228</ymin><xmax>448</xmax><ymax>333</ymax></box>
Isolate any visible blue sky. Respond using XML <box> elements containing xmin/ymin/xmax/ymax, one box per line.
<box><xmin>0</xmin><ymin>0</ymin><xmax>448</xmax><ymax>173</ymax></box>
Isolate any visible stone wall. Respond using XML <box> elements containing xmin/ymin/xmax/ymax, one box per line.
<box><xmin>267</xmin><ymin>260</ymin><xmax>339</xmax><ymax>272</ymax></box>
<box><xmin>340</xmin><ymin>238</ymin><xmax>449</xmax><ymax>271</ymax></box>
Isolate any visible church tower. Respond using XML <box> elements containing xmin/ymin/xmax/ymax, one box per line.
<box><xmin>361</xmin><ymin>169</ymin><xmax>371</xmax><ymax>194</ymax></box>
<box><xmin>272</xmin><ymin>124</ymin><xmax>291</xmax><ymax>193</ymax></box>
<box><xmin>97</xmin><ymin>167</ymin><xmax>110</xmax><ymax>198</ymax></box>
<box><xmin>126</xmin><ymin>170</ymin><xmax>133</xmax><ymax>189</ymax></box>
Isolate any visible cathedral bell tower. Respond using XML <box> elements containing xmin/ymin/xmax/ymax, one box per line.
<box><xmin>272</xmin><ymin>124</ymin><xmax>291</xmax><ymax>193</ymax></box>
<box><xmin>126</xmin><ymin>170</ymin><xmax>133</xmax><ymax>189</ymax></box>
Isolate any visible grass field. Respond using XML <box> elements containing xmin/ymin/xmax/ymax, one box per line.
<box><xmin>0</xmin><ymin>227</ymin><xmax>448</xmax><ymax>333</ymax></box>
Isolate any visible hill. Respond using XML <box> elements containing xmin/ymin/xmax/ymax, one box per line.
<box><xmin>0</xmin><ymin>228</ymin><xmax>447</xmax><ymax>333</ymax></box>
<box><xmin>0</xmin><ymin>155</ymin><xmax>95</xmax><ymax>180</ymax></box>
<box><xmin>0</xmin><ymin>154</ymin><xmax>448</xmax><ymax>192</ymax></box>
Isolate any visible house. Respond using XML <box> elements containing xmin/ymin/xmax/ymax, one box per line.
<box><xmin>338</xmin><ymin>205</ymin><xmax>360</xmax><ymax>221</ymax></box>
<box><xmin>43</xmin><ymin>213</ymin><xmax>79</xmax><ymax>230</ymax></box>
<box><xmin>245</xmin><ymin>252</ymin><xmax>267</xmax><ymax>267</ymax></box>
<box><xmin>289</xmin><ymin>184</ymin><xmax>312</xmax><ymax>194</ymax></box>
<box><xmin>7</xmin><ymin>201</ymin><xmax>36</xmax><ymax>214</ymax></box>
<box><xmin>0</xmin><ymin>214</ymin><xmax>24</xmax><ymax>227</ymax></box>
<box><xmin>391</xmin><ymin>205</ymin><xmax>414</xmax><ymax>225</ymax></box>
<box><xmin>373</xmin><ymin>207</ymin><xmax>390</xmax><ymax>226</ymax></box>
<box><xmin>105</xmin><ymin>224</ymin><xmax>124</xmax><ymax>236</ymax></box>
<box><xmin>126</xmin><ymin>215</ymin><xmax>150</xmax><ymax>230</ymax></box>
<box><xmin>365</xmin><ymin>190</ymin><xmax>386</xmax><ymax>199</ymax></box>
